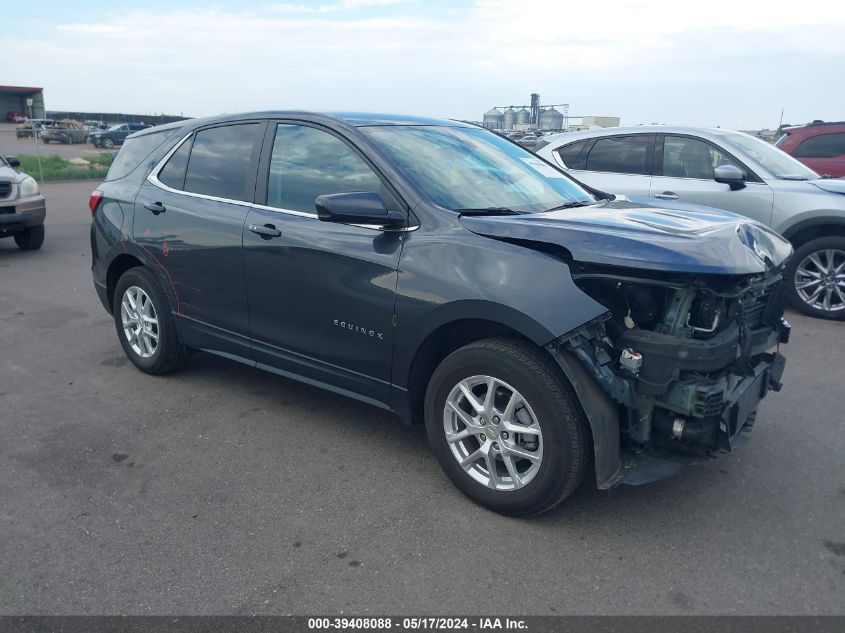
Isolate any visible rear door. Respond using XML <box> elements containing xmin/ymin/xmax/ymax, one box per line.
<box><xmin>650</xmin><ymin>134</ymin><xmax>774</xmax><ymax>225</ymax></box>
<box><xmin>563</xmin><ymin>134</ymin><xmax>654</xmax><ymax>198</ymax></box>
<box><xmin>134</xmin><ymin>121</ymin><xmax>265</xmax><ymax>357</ymax></box>
<box><xmin>243</xmin><ymin>121</ymin><xmax>406</xmax><ymax>404</ymax></box>
<box><xmin>791</xmin><ymin>132</ymin><xmax>845</xmax><ymax>177</ymax></box>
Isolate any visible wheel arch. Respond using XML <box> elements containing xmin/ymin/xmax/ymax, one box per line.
<box><xmin>780</xmin><ymin>216</ymin><xmax>845</xmax><ymax>247</ymax></box>
<box><xmin>106</xmin><ymin>253</ymin><xmax>144</xmax><ymax>314</ymax></box>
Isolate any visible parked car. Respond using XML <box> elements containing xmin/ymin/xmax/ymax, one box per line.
<box><xmin>40</xmin><ymin>121</ymin><xmax>89</xmax><ymax>144</ymax></box>
<box><xmin>90</xmin><ymin>112</ymin><xmax>791</xmax><ymax>516</ymax></box>
<box><xmin>0</xmin><ymin>155</ymin><xmax>46</xmax><ymax>250</ymax></box>
<box><xmin>6</xmin><ymin>111</ymin><xmax>26</xmax><ymax>123</ymax></box>
<box><xmin>15</xmin><ymin>119</ymin><xmax>55</xmax><ymax>139</ymax></box>
<box><xmin>775</xmin><ymin>120</ymin><xmax>845</xmax><ymax>178</ymax></box>
<box><xmin>535</xmin><ymin>126</ymin><xmax>845</xmax><ymax>319</ymax></box>
<box><xmin>89</xmin><ymin>123</ymin><xmax>151</xmax><ymax>148</ymax></box>
<box><xmin>83</xmin><ymin>120</ymin><xmax>108</xmax><ymax>133</ymax></box>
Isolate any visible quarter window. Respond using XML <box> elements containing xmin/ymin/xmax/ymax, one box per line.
<box><xmin>556</xmin><ymin>140</ymin><xmax>588</xmax><ymax>168</ymax></box>
<box><xmin>792</xmin><ymin>133</ymin><xmax>845</xmax><ymax>158</ymax></box>
<box><xmin>182</xmin><ymin>123</ymin><xmax>260</xmax><ymax>201</ymax></box>
<box><xmin>661</xmin><ymin>135</ymin><xmax>741</xmax><ymax>180</ymax></box>
<box><xmin>585</xmin><ymin>136</ymin><xmax>651</xmax><ymax>175</ymax></box>
<box><xmin>266</xmin><ymin>124</ymin><xmax>382</xmax><ymax>214</ymax></box>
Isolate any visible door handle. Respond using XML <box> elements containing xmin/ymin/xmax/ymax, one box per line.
<box><xmin>249</xmin><ymin>223</ymin><xmax>282</xmax><ymax>239</ymax></box>
<box><xmin>654</xmin><ymin>191</ymin><xmax>678</xmax><ymax>200</ymax></box>
<box><xmin>144</xmin><ymin>201</ymin><xmax>166</xmax><ymax>214</ymax></box>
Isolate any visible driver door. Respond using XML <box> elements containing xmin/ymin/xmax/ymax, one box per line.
<box><xmin>650</xmin><ymin>134</ymin><xmax>774</xmax><ymax>225</ymax></box>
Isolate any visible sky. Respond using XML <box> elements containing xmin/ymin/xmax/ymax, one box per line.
<box><xmin>3</xmin><ymin>0</ymin><xmax>845</xmax><ymax>129</ymax></box>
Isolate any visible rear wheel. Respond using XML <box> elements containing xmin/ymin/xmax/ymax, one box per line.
<box><xmin>14</xmin><ymin>225</ymin><xmax>44</xmax><ymax>250</ymax></box>
<box><xmin>785</xmin><ymin>236</ymin><xmax>845</xmax><ymax>320</ymax></box>
<box><xmin>102</xmin><ymin>138</ymin><xmax>114</xmax><ymax>149</ymax></box>
<box><xmin>424</xmin><ymin>338</ymin><xmax>588</xmax><ymax>516</ymax></box>
<box><xmin>113</xmin><ymin>267</ymin><xmax>191</xmax><ymax>374</ymax></box>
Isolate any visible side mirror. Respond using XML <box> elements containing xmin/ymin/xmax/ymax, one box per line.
<box><xmin>714</xmin><ymin>164</ymin><xmax>746</xmax><ymax>190</ymax></box>
<box><xmin>5</xmin><ymin>156</ymin><xmax>20</xmax><ymax>167</ymax></box>
<box><xmin>315</xmin><ymin>191</ymin><xmax>405</xmax><ymax>228</ymax></box>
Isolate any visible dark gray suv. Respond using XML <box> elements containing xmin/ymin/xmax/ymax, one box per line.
<box><xmin>89</xmin><ymin>112</ymin><xmax>791</xmax><ymax>515</ymax></box>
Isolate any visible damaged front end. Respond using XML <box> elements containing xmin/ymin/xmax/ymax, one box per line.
<box><xmin>547</xmin><ymin>265</ymin><xmax>790</xmax><ymax>488</ymax></box>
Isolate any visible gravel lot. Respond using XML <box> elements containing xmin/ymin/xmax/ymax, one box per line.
<box><xmin>0</xmin><ymin>124</ymin><xmax>114</xmax><ymax>160</ymax></box>
<box><xmin>0</xmin><ymin>181</ymin><xmax>843</xmax><ymax>615</ymax></box>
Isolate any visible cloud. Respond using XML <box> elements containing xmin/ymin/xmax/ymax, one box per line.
<box><xmin>2</xmin><ymin>0</ymin><xmax>843</xmax><ymax>128</ymax></box>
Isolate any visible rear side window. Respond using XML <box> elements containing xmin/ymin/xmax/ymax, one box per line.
<box><xmin>266</xmin><ymin>123</ymin><xmax>382</xmax><ymax>214</ymax></box>
<box><xmin>183</xmin><ymin>123</ymin><xmax>261</xmax><ymax>201</ymax></box>
<box><xmin>793</xmin><ymin>133</ymin><xmax>845</xmax><ymax>158</ymax></box>
<box><xmin>158</xmin><ymin>136</ymin><xmax>192</xmax><ymax>190</ymax></box>
<box><xmin>556</xmin><ymin>140</ymin><xmax>588</xmax><ymax>168</ymax></box>
<box><xmin>585</xmin><ymin>136</ymin><xmax>651</xmax><ymax>175</ymax></box>
<box><xmin>104</xmin><ymin>128</ymin><xmax>179</xmax><ymax>182</ymax></box>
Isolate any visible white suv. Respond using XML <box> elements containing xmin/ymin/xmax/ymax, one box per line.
<box><xmin>535</xmin><ymin>127</ymin><xmax>845</xmax><ymax>319</ymax></box>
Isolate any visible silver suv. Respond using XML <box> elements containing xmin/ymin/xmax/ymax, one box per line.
<box><xmin>536</xmin><ymin>127</ymin><xmax>845</xmax><ymax>319</ymax></box>
<box><xmin>0</xmin><ymin>156</ymin><xmax>46</xmax><ymax>250</ymax></box>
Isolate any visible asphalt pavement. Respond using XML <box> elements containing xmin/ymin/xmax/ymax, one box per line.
<box><xmin>0</xmin><ymin>181</ymin><xmax>843</xmax><ymax>615</ymax></box>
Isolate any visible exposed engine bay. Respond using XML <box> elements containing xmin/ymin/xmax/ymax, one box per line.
<box><xmin>547</xmin><ymin>264</ymin><xmax>790</xmax><ymax>486</ymax></box>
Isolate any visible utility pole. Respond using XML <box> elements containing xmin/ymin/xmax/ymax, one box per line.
<box><xmin>26</xmin><ymin>98</ymin><xmax>44</xmax><ymax>183</ymax></box>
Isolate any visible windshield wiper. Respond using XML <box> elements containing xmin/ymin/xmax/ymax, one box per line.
<box><xmin>780</xmin><ymin>176</ymin><xmax>810</xmax><ymax>181</ymax></box>
<box><xmin>544</xmin><ymin>200</ymin><xmax>594</xmax><ymax>212</ymax></box>
<box><xmin>455</xmin><ymin>207</ymin><xmax>523</xmax><ymax>216</ymax></box>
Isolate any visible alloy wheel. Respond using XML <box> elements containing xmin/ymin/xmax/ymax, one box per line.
<box><xmin>795</xmin><ymin>248</ymin><xmax>845</xmax><ymax>313</ymax></box>
<box><xmin>442</xmin><ymin>375</ymin><xmax>543</xmax><ymax>491</ymax></box>
<box><xmin>120</xmin><ymin>286</ymin><xmax>159</xmax><ymax>358</ymax></box>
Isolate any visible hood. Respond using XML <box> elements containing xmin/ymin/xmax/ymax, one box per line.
<box><xmin>811</xmin><ymin>178</ymin><xmax>845</xmax><ymax>195</ymax></box>
<box><xmin>459</xmin><ymin>199</ymin><xmax>792</xmax><ymax>275</ymax></box>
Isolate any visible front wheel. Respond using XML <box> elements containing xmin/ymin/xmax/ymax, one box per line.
<box><xmin>113</xmin><ymin>267</ymin><xmax>191</xmax><ymax>374</ymax></box>
<box><xmin>14</xmin><ymin>225</ymin><xmax>44</xmax><ymax>250</ymax></box>
<box><xmin>101</xmin><ymin>138</ymin><xmax>114</xmax><ymax>149</ymax></box>
<box><xmin>424</xmin><ymin>338</ymin><xmax>588</xmax><ymax>516</ymax></box>
<box><xmin>785</xmin><ymin>236</ymin><xmax>845</xmax><ymax>320</ymax></box>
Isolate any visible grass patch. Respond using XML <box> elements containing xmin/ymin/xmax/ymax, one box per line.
<box><xmin>16</xmin><ymin>153</ymin><xmax>113</xmax><ymax>182</ymax></box>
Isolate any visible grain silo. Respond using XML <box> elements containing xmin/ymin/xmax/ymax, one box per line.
<box><xmin>515</xmin><ymin>107</ymin><xmax>530</xmax><ymax>127</ymax></box>
<box><xmin>539</xmin><ymin>107</ymin><xmax>564</xmax><ymax>131</ymax></box>
<box><xmin>482</xmin><ymin>108</ymin><xmax>504</xmax><ymax>130</ymax></box>
<box><xmin>503</xmin><ymin>107</ymin><xmax>516</xmax><ymax>130</ymax></box>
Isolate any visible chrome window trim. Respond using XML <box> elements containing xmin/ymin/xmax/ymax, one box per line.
<box><xmin>148</xmin><ymin>130</ymin><xmax>418</xmax><ymax>232</ymax></box>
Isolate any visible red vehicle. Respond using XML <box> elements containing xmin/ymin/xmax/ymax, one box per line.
<box><xmin>776</xmin><ymin>120</ymin><xmax>845</xmax><ymax>178</ymax></box>
<box><xmin>6</xmin><ymin>111</ymin><xmax>26</xmax><ymax>123</ymax></box>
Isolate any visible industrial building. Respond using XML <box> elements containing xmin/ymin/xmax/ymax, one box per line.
<box><xmin>482</xmin><ymin>93</ymin><xmax>619</xmax><ymax>133</ymax></box>
<box><xmin>0</xmin><ymin>85</ymin><xmax>45</xmax><ymax>119</ymax></box>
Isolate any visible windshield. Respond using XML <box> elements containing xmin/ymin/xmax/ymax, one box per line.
<box><xmin>362</xmin><ymin>125</ymin><xmax>595</xmax><ymax>213</ymax></box>
<box><xmin>108</xmin><ymin>124</ymin><xmax>125</xmax><ymax>131</ymax></box>
<box><xmin>722</xmin><ymin>132</ymin><xmax>818</xmax><ymax>180</ymax></box>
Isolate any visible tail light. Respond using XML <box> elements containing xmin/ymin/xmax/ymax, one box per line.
<box><xmin>89</xmin><ymin>190</ymin><xmax>103</xmax><ymax>215</ymax></box>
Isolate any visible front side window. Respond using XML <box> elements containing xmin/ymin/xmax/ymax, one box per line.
<box><xmin>183</xmin><ymin>123</ymin><xmax>260</xmax><ymax>201</ymax></box>
<box><xmin>361</xmin><ymin>125</ymin><xmax>594</xmax><ymax>213</ymax></box>
<box><xmin>661</xmin><ymin>135</ymin><xmax>741</xmax><ymax>179</ymax></box>
<box><xmin>266</xmin><ymin>124</ymin><xmax>382</xmax><ymax>214</ymax></box>
<box><xmin>585</xmin><ymin>136</ymin><xmax>651</xmax><ymax>175</ymax></box>
<box><xmin>793</xmin><ymin>133</ymin><xmax>845</xmax><ymax>158</ymax></box>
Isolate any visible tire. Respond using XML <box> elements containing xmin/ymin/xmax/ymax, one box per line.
<box><xmin>102</xmin><ymin>138</ymin><xmax>114</xmax><ymax>149</ymax></box>
<box><xmin>424</xmin><ymin>337</ymin><xmax>588</xmax><ymax>516</ymax></box>
<box><xmin>14</xmin><ymin>225</ymin><xmax>45</xmax><ymax>250</ymax></box>
<box><xmin>112</xmin><ymin>267</ymin><xmax>191</xmax><ymax>375</ymax></box>
<box><xmin>784</xmin><ymin>236</ymin><xmax>845</xmax><ymax>320</ymax></box>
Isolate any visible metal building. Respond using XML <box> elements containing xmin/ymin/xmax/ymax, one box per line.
<box><xmin>482</xmin><ymin>108</ymin><xmax>504</xmax><ymax>130</ymax></box>
<box><xmin>0</xmin><ymin>86</ymin><xmax>45</xmax><ymax>119</ymax></box>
